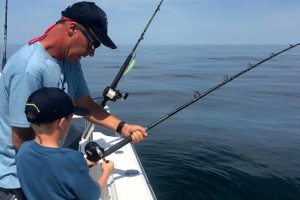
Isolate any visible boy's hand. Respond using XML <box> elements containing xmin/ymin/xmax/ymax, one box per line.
<box><xmin>101</xmin><ymin>160</ymin><xmax>114</xmax><ymax>176</ymax></box>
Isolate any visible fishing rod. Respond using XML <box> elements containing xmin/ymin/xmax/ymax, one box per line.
<box><xmin>101</xmin><ymin>0</ymin><xmax>164</xmax><ymax>106</ymax></box>
<box><xmin>1</xmin><ymin>0</ymin><xmax>8</xmax><ymax>71</ymax></box>
<box><xmin>84</xmin><ymin>42</ymin><xmax>300</xmax><ymax>161</ymax></box>
<box><xmin>81</xmin><ymin>0</ymin><xmax>164</xmax><ymax>140</ymax></box>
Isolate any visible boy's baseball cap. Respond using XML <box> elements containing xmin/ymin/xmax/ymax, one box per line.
<box><xmin>62</xmin><ymin>1</ymin><xmax>117</xmax><ymax>49</ymax></box>
<box><xmin>25</xmin><ymin>87</ymin><xmax>89</xmax><ymax>124</ymax></box>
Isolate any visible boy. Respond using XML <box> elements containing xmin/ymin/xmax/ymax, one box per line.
<box><xmin>16</xmin><ymin>87</ymin><xmax>114</xmax><ymax>200</ymax></box>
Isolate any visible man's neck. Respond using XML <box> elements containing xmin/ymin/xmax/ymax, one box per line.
<box><xmin>40</xmin><ymin>25</ymin><xmax>66</xmax><ymax>61</ymax></box>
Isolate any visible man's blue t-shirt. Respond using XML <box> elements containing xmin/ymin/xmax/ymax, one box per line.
<box><xmin>16</xmin><ymin>141</ymin><xmax>100</xmax><ymax>200</ymax></box>
<box><xmin>0</xmin><ymin>42</ymin><xmax>90</xmax><ymax>188</ymax></box>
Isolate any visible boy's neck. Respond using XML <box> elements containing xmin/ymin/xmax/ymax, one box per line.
<box><xmin>35</xmin><ymin>133</ymin><xmax>61</xmax><ymax>148</ymax></box>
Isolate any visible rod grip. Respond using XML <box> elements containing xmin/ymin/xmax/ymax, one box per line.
<box><xmin>104</xmin><ymin>136</ymin><xmax>132</xmax><ymax>157</ymax></box>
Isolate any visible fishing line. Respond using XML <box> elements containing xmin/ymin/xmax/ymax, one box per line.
<box><xmin>84</xmin><ymin>42</ymin><xmax>300</xmax><ymax>160</ymax></box>
<box><xmin>1</xmin><ymin>0</ymin><xmax>8</xmax><ymax>71</ymax></box>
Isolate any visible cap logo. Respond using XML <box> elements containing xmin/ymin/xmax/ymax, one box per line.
<box><xmin>26</xmin><ymin>103</ymin><xmax>40</xmax><ymax>113</ymax></box>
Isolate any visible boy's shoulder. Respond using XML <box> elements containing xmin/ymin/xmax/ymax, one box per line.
<box><xmin>60</xmin><ymin>148</ymin><xmax>88</xmax><ymax>171</ymax></box>
<box><xmin>17</xmin><ymin>140</ymin><xmax>34</xmax><ymax>156</ymax></box>
<box><xmin>17</xmin><ymin>141</ymin><xmax>87</xmax><ymax>171</ymax></box>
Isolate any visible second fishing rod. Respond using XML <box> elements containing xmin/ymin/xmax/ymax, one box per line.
<box><xmin>82</xmin><ymin>0</ymin><xmax>165</xmax><ymax>140</ymax></box>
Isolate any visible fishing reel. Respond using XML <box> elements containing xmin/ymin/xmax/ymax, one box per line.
<box><xmin>85</xmin><ymin>141</ymin><xmax>105</xmax><ymax>162</ymax></box>
<box><xmin>103</xmin><ymin>86</ymin><xmax>129</xmax><ymax>102</ymax></box>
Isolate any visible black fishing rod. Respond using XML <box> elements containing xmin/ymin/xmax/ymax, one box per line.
<box><xmin>1</xmin><ymin>0</ymin><xmax>8</xmax><ymax>70</ymax></box>
<box><xmin>81</xmin><ymin>0</ymin><xmax>164</xmax><ymax>140</ymax></box>
<box><xmin>84</xmin><ymin>42</ymin><xmax>300</xmax><ymax>161</ymax></box>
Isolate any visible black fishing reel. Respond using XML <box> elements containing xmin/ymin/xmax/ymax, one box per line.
<box><xmin>85</xmin><ymin>141</ymin><xmax>105</xmax><ymax>162</ymax></box>
<box><xmin>103</xmin><ymin>86</ymin><xmax>129</xmax><ymax>102</ymax></box>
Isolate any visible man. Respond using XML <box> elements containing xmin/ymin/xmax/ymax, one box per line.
<box><xmin>0</xmin><ymin>2</ymin><xmax>147</xmax><ymax>199</ymax></box>
<box><xmin>17</xmin><ymin>87</ymin><xmax>114</xmax><ymax>200</ymax></box>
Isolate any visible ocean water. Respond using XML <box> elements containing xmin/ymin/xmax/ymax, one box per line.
<box><xmin>6</xmin><ymin>44</ymin><xmax>300</xmax><ymax>199</ymax></box>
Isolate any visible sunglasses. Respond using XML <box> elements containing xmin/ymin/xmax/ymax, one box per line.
<box><xmin>77</xmin><ymin>23</ymin><xmax>101</xmax><ymax>49</ymax></box>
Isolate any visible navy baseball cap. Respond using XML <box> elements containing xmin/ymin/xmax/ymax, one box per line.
<box><xmin>62</xmin><ymin>1</ymin><xmax>117</xmax><ymax>49</ymax></box>
<box><xmin>25</xmin><ymin>87</ymin><xmax>89</xmax><ymax>124</ymax></box>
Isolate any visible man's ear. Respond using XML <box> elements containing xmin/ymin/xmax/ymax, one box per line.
<box><xmin>68</xmin><ymin>22</ymin><xmax>77</xmax><ymax>36</ymax></box>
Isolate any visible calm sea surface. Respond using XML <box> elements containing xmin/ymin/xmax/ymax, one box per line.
<box><xmin>7</xmin><ymin>44</ymin><xmax>300</xmax><ymax>199</ymax></box>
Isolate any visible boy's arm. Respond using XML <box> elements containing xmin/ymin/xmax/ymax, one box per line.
<box><xmin>84</xmin><ymin>157</ymin><xmax>114</xmax><ymax>189</ymax></box>
<box><xmin>84</xmin><ymin>157</ymin><xmax>96</xmax><ymax>168</ymax></box>
<box><xmin>97</xmin><ymin>161</ymin><xmax>114</xmax><ymax>189</ymax></box>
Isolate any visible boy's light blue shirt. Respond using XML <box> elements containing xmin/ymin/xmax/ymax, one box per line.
<box><xmin>0</xmin><ymin>42</ymin><xmax>90</xmax><ymax>188</ymax></box>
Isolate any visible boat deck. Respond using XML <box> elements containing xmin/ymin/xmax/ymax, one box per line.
<box><xmin>81</xmin><ymin>131</ymin><xmax>156</xmax><ymax>200</ymax></box>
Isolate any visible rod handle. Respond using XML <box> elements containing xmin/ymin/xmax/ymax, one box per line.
<box><xmin>104</xmin><ymin>136</ymin><xmax>132</xmax><ymax>157</ymax></box>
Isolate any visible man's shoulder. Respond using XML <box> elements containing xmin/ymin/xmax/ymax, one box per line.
<box><xmin>10</xmin><ymin>43</ymin><xmax>44</xmax><ymax>63</ymax></box>
<box><xmin>4</xmin><ymin>43</ymin><xmax>51</xmax><ymax>76</ymax></box>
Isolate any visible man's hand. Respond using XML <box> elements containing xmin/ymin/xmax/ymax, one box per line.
<box><xmin>121</xmin><ymin>124</ymin><xmax>147</xmax><ymax>143</ymax></box>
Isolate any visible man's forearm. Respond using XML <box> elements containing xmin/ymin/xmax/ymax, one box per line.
<box><xmin>86</xmin><ymin>111</ymin><xmax>121</xmax><ymax>132</ymax></box>
<box><xmin>75</xmin><ymin>96</ymin><xmax>121</xmax><ymax>132</ymax></box>
<box><xmin>12</xmin><ymin>127</ymin><xmax>35</xmax><ymax>150</ymax></box>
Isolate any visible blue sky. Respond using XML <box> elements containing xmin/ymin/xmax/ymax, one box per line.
<box><xmin>1</xmin><ymin>0</ymin><xmax>300</xmax><ymax>45</ymax></box>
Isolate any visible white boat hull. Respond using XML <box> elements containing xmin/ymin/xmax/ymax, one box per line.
<box><xmin>68</xmin><ymin>113</ymin><xmax>156</xmax><ymax>200</ymax></box>
<box><xmin>84</xmin><ymin>131</ymin><xmax>156</xmax><ymax>200</ymax></box>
